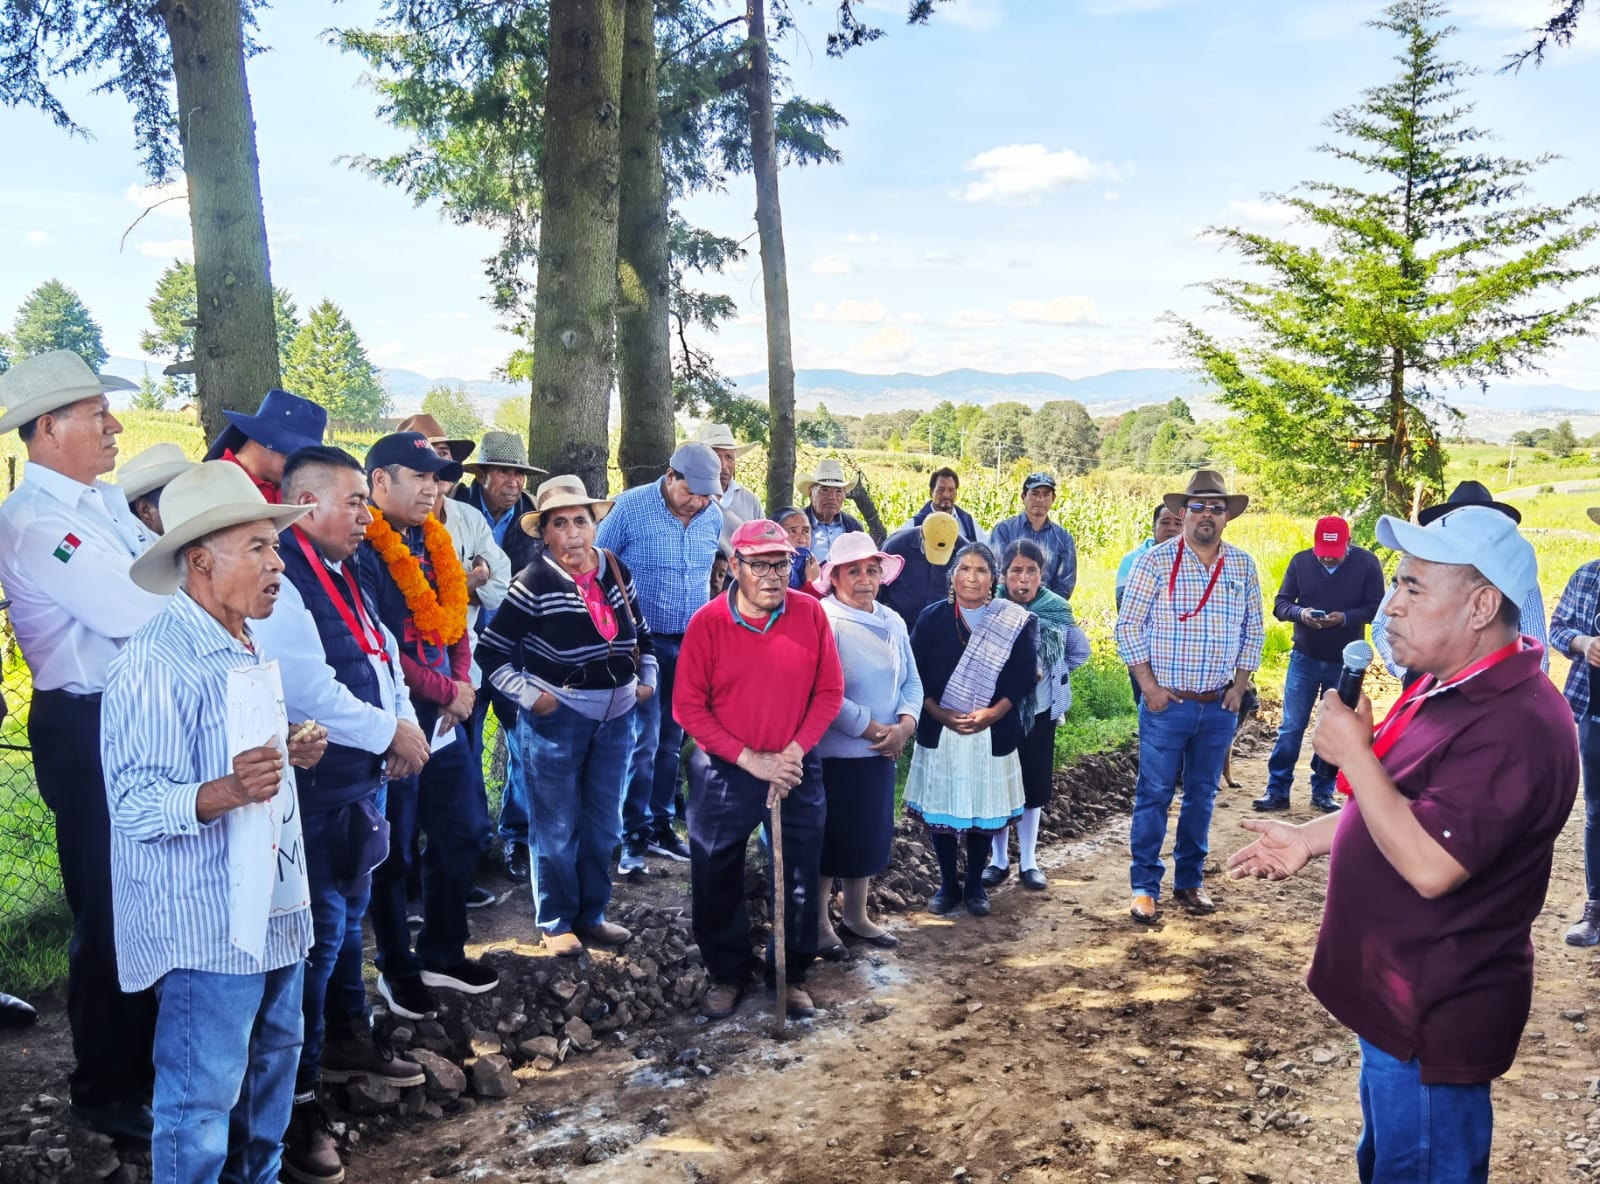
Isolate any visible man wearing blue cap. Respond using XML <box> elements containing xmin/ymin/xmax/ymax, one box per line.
<box><xmin>597</xmin><ymin>442</ymin><xmax>724</xmax><ymax>874</ymax></box>
<box><xmin>1229</xmin><ymin>505</ymin><xmax>1578</xmax><ymax>1184</ymax></box>
<box><xmin>204</xmin><ymin>388</ymin><xmax>329</xmax><ymax>504</ymax></box>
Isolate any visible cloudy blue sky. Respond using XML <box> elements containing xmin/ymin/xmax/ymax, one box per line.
<box><xmin>3</xmin><ymin>0</ymin><xmax>1597</xmax><ymax>391</ymax></box>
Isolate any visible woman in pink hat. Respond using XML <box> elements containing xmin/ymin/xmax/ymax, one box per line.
<box><xmin>813</xmin><ymin>533</ymin><xmax>923</xmax><ymax>953</ymax></box>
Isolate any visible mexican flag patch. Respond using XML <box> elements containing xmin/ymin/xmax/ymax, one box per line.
<box><xmin>52</xmin><ymin>533</ymin><xmax>81</xmax><ymax>563</ymax></box>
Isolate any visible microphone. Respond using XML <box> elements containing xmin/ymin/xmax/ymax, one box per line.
<box><xmin>1336</xmin><ymin>640</ymin><xmax>1374</xmax><ymax>709</ymax></box>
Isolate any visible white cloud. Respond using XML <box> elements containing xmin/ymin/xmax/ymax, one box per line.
<box><xmin>921</xmin><ymin>251</ymin><xmax>965</xmax><ymax>266</ymax></box>
<box><xmin>850</xmin><ymin>327</ymin><xmax>917</xmax><ymax>365</ymax></box>
<box><xmin>810</xmin><ymin>255</ymin><xmax>855</xmax><ymax>275</ymax></box>
<box><xmin>806</xmin><ymin>298</ymin><xmax>887</xmax><ymax>324</ymax></box>
<box><xmin>22</xmin><ymin>230</ymin><xmax>54</xmax><ymax>246</ymax></box>
<box><xmin>951</xmin><ymin>309</ymin><xmax>1002</xmax><ymax>327</ymax></box>
<box><xmin>1009</xmin><ymin>296</ymin><xmax>1102</xmax><ymax>325</ymax></box>
<box><xmin>1227</xmin><ymin>198</ymin><xmax>1297</xmax><ymax>227</ymax></box>
<box><xmin>125</xmin><ymin>179</ymin><xmax>189</xmax><ymax>220</ymax></box>
<box><xmin>845</xmin><ymin>232</ymin><xmax>879</xmax><ymax>245</ymax></box>
<box><xmin>891</xmin><ymin>312</ymin><xmax>926</xmax><ymax>325</ymax></box>
<box><xmin>136</xmin><ymin>238</ymin><xmax>194</xmax><ymax>261</ymax></box>
<box><xmin>1453</xmin><ymin>0</ymin><xmax>1561</xmax><ymax>29</ymax></box>
<box><xmin>1104</xmin><ymin>190</ymin><xmax>1121</xmax><ymax>203</ymax></box>
<box><xmin>955</xmin><ymin>144</ymin><xmax>1122</xmax><ymax>205</ymax></box>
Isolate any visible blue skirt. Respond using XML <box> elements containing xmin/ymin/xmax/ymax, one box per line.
<box><xmin>820</xmin><ymin>755</ymin><xmax>896</xmax><ymax>878</ymax></box>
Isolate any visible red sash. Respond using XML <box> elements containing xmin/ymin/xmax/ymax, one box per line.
<box><xmin>1169</xmin><ymin>539</ymin><xmax>1225</xmax><ymax>622</ymax></box>
<box><xmin>1334</xmin><ymin>637</ymin><xmax>1523</xmax><ymax>795</ymax></box>
<box><xmin>292</xmin><ymin>527</ymin><xmax>390</xmax><ymax>664</ymax></box>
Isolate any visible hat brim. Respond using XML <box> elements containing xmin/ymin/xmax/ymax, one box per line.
<box><xmin>0</xmin><ymin>376</ymin><xmax>139</xmax><ymax>436</ymax></box>
<box><xmin>1162</xmin><ymin>492</ymin><xmax>1249</xmax><ymax>517</ymax></box>
<box><xmin>130</xmin><ymin>502</ymin><xmax>312</xmax><ymax>595</ymax></box>
<box><xmin>216</xmin><ymin>410</ymin><xmax>325</xmax><ymax>458</ymax></box>
<box><xmin>1418</xmin><ymin>498</ymin><xmax>1521</xmax><ymax>525</ymax></box>
<box><xmin>818</xmin><ymin>549</ymin><xmax>905</xmax><ymax>594</ymax></box>
<box><xmin>120</xmin><ymin>461</ymin><xmax>196</xmax><ymax>503</ymax></box>
<box><xmin>462</xmin><ymin>460</ymin><xmax>548</xmax><ymax>478</ymax></box>
<box><xmin>518</xmin><ymin>497</ymin><xmax>614</xmax><ymax>537</ymax></box>
<box><xmin>798</xmin><ymin>478</ymin><xmax>849</xmax><ymax>497</ymax></box>
<box><xmin>432</xmin><ymin>438</ymin><xmax>476</xmax><ymax>463</ymax></box>
<box><xmin>1588</xmin><ymin>507</ymin><xmax>1600</xmax><ymax>528</ymax></box>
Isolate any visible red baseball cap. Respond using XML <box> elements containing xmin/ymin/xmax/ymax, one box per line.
<box><xmin>1312</xmin><ymin>515</ymin><xmax>1350</xmax><ymax>559</ymax></box>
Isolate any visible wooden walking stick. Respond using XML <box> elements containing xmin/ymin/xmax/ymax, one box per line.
<box><xmin>768</xmin><ymin>781</ymin><xmax>786</xmax><ymax>1038</ymax></box>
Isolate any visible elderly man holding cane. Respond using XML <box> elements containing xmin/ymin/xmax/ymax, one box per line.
<box><xmin>674</xmin><ymin>519</ymin><xmax>844</xmax><ymax>1021</ymax></box>
<box><xmin>102</xmin><ymin>462</ymin><xmax>331</xmax><ymax>1184</ymax></box>
<box><xmin>1228</xmin><ymin>507</ymin><xmax>1577</xmax><ymax>1184</ymax></box>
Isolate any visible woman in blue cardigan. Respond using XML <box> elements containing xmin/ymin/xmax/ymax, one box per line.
<box><xmin>476</xmin><ymin>476</ymin><xmax>657</xmax><ymax>958</ymax></box>
<box><xmin>905</xmin><ymin>542</ymin><xmax>1036</xmax><ymax>917</ymax></box>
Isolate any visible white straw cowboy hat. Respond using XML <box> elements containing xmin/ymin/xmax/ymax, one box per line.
<box><xmin>461</xmin><ymin>430</ymin><xmax>549</xmax><ymax>478</ymax></box>
<box><xmin>518</xmin><ymin>475</ymin><xmax>614</xmax><ymax>536</ymax></box>
<box><xmin>396</xmin><ymin>413</ymin><xmax>475</xmax><ymax>463</ymax></box>
<box><xmin>692</xmin><ymin>422</ymin><xmax>758</xmax><ymax>457</ymax></box>
<box><xmin>117</xmin><ymin>443</ymin><xmax>197</xmax><ymax>502</ymax></box>
<box><xmin>1162</xmin><ymin>469</ymin><xmax>1249</xmax><ymax>518</ymax></box>
<box><xmin>130</xmin><ymin>461</ymin><xmax>311</xmax><ymax>595</ymax></box>
<box><xmin>797</xmin><ymin>457</ymin><xmax>852</xmax><ymax>497</ymax></box>
<box><xmin>0</xmin><ymin>351</ymin><xmax>136</xmax><ymax>435</ymax></box>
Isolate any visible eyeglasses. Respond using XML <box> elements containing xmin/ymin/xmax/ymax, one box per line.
<box><xmin>739</xmin><ymin>558</ymin><xmax>789</xmax><ymax>577</ymax></box>
<box><xmin>1185</xmin><ymin>499</ymin><xmax>1229</xmax><ymax>515</ymax></box>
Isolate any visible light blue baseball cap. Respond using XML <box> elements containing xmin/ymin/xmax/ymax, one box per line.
<box><xmin>1375</xmin><ymin>506</ymin><xmax>1538</xmax><ymax>607</ymax></box>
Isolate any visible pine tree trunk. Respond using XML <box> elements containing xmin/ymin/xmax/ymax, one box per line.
<box><xmin>1384</xmin><ymin>347</ymin><xmax>1410</xmax><ymax>514</ymax></box>
<box><xmin>530</xmin><ymin>0</ymin><xmax>626</xmax><ymax>496</ymax></box>
<box><xmin>616</xmin><ymin>0</ymin><xmax>675</xmax><ymax>489</ymax></box>
<box><xmin>745</xmin><ymin>0</ymin><xmax>797</xmax><ymax>514</ymax></box>
<box><xmin>159</xmin><ymin>0</ymin><xmax>282</xmax><ymax>442</ymax></box>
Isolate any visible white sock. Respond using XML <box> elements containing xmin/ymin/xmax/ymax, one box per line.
<box><xmin>1017</xmin><ymin>807</ymin><xmax>1043</xmax><ymax>872</ymax></box>
<box><xmin>990</xmin><ymin>828</ymin><xmax>1010</xmax><ymax>869</ymax></box>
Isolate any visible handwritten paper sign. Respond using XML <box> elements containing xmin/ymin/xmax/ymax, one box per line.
<box><xmin>224</xmin><ymin>661</ymin><xmax>310</xmax><ymax>962</ymax></box>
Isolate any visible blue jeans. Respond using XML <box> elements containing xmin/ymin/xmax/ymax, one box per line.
<box><xmin>495</xmin><ymin>725</ymin><xmax>529</xmax><ymax>846</ymax></box>
<box><xmin>1264</xmin><ymin>650</ymin><xmax>1340</xmax><ymax>802</ymax></box>
<box><xmin>1356</xmin><ymin>1038</ymin><xmax>1491</xmax><ymax>1183</ymax></box>
<box><xmin>151</xmin><ymin>962</ymin><xmax>304</xmax><ymax>1184</ymax></box>
<box><xmin>369</xmin><ymin>719</ymin><xmax>489</xmax><ymax>976</ymax></box>
<box><xmin>1581</xmin><ymin>717</ymin><xmax>1600</xmax><ymax>900</ymax></box>
<box><xmin>622</xmin><ymin>636</ymin><xmax>683</xmax><ymax>837</ymax></box>
<box><xmin>296</xmin><ymin>791</ymin><xmax>384</xmax><ymax>1096</ymax></box>
<box><xmin>517</xmin><ymin>703</ymin><xmax>633</xmax><ymax>934</ymax></box>
<box><xmin>1129</xmin><ymin>697</ymin><xmax>1236</xmax><ymax>897</ymax></box>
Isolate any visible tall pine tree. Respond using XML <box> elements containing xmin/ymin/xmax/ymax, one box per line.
<box><xmin>7</xmin><ymin>279</ymin><xmax>108</xmax><ymax>370</ymax></box>
<box><xmin>1170</xmin><ymin>0</ymin><xmax>1600</xmax><ymax>522</ymax></box>
<box><xmin>283</xmin><ymin>300</ymin><xmax>390</xmax><ymax>426</ymax></box>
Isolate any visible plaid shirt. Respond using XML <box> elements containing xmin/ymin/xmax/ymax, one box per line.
<box><xmin>1115</xmin><ymin>537</ymin><xmax>1264</xmax><ymax>693</ymax></box>
<box><xmin>594</xmin><ymin>478</ymin><xmax>721</xmax><ymax>636</ymax></box>
<box><xmin>1372</xmin><ymin>583</ymin><xmax>1549</xmax><ymax>679</ymax></box>
<box><xmin>1549</xmin><ymin>560</ymin><xmax>1600</xmax><ymax>719</ymax></box>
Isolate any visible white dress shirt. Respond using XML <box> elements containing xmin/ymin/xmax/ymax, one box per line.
<box><xmin>437</xmin><ymin>498</ymin><xmax>512</xmax><ymax>686</ymax></box>
<box><xmin>715</xmin><ymin>479</ymin><xmax>764</xmax><ymax>556</ymax></box>
<box><xmin>249</xmin><ymin>563</ymin><xmax>418</xmax><ymax>753</ymax></box>
<box><xmin>0</xmin><ymin>460</ymin><xmax>167</xmax><ymax>693</ymax></box>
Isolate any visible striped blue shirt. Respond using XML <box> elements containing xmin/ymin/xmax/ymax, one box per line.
<box><xmin>102</xmin><ymin>590</ymin><xmax>313</xmax><ymax>992</ymax></box>
<box><xmin>1372</xmin><ymin>583</ymin><xmax>1549</xmax><ymax>679</ymax></box>
<box><xmin>594</xmin><ymin>478</ymin><xmax>721</xmax><ymax>635</ymax></box>
<box><xmin>1548</xmin><ymin>560</ymin><xmax>1600</xmax><ymax>719</ymax></box>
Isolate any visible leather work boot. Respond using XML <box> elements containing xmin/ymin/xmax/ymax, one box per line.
<box><xmin>320</xmin><ymin>1032</ymin><xmax>426</xmax><ymax>1087</ymax></box>
<box><xmin>282</xmin><ymin>1099</ymin><xmax>345</xmax><ymax>1184</ymax></box>
<box><xmin>1567</xmin><ymin>900</ymin><xmax>1600</xmax><ymax>947</ymax></box>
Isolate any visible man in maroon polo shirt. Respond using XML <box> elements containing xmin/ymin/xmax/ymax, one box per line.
<box><xmin>1227</xmin><ymin>505</ymin><xmax>1577</xmax><ymax>1184</ymax></box>
<box><xmin>674</xmin><ymin>518</ymin><xmax>844</xmax><ymax>1022</ymax></box>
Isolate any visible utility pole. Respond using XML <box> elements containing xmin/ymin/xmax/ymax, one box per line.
<box><xmin>995</xmin><ymin>441</ymin><xmax>1003</xmax><ymax>482</ymax></box>
<box><xmin>1506</xmin><ymin>441</ymin><xmax>1516</xmax><ymax>487</ymax></box>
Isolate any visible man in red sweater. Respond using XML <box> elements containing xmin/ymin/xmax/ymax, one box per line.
<box><xmin>675</xmin><ymin>519</ymin><xmax>844</xmax><ymax>1021</ymax></box>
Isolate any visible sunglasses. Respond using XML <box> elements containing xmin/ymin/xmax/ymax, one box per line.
<box><xmin>1185</xmin><ymin>499</ymin><xmax>1229</xmax><ymax>515</ymax></box>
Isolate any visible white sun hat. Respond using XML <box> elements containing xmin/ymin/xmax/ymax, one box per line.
<box><xmin>0</xmin><ymin>351</ymin><xmax>136</xmax><ymax>435</ymax></box>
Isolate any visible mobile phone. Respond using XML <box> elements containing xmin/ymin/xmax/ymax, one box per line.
<box><xmin>1306</xmin><ymin>608</ymin><xmax>1328</xmax><ymax>619</ymax></box>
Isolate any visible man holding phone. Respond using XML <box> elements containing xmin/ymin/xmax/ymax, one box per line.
<box><xmin>1255</xmin><ymin>515</ymin><xmax>1386</xmax><ymax>813</ymax></box>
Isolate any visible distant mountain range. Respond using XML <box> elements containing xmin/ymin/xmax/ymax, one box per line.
<box><xmin>100</xmin><ymin>356</ymin><xmax>1600</xmax><ymax>444</ymax></box>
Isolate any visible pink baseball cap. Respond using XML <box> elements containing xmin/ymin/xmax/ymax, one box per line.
<box><xmin>730</xmin><ymin>518</ymin><xmax>796</xmax><ymax>556</ymax></box>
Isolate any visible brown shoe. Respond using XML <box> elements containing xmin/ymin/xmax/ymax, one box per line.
<box><xmin>784</xmin><ymin>985</ymin><xmax>816</xmax><ymax>1018</ymax></box>
<box><xmin>575</xmin><ymin>921</ymin><xmax>633</xmax><ymax>947</ymax></box>
<box><xmin>543</xmin><ymin>931</ymin><xmax>584</xmax><ymax>958</ymax></box>
<box><xmin>320</xmin><ymin>1032</ymin><xmax>426</xmax><ymax>1088</ymax></box>
<box><xmin>282</xmin><ymin>1100</ymin><xmax>345</xmax><ymax>1184</ymax></box>
<box><xmin>701</xmin><ymin>981</ymin><xmax>745</xmax><ymax>1019</ymax></box>
<box><xmin>1130</xmin><ymin>893</ymin><xmax>1158</xmax><ymax>923</ymax></box>
<box><xmin>1173</xmin><ymin>886</ymin><xmax>1216</xmax><ymax>914</ymax></box>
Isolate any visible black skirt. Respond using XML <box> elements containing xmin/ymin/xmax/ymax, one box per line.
<box><xmin>1016</xmin><ymin>710</ymin><xmax>1057</xmax><ymax>810</ymax></box>
<box><xmin>819</xmin><ymin>755</ymin><xmax>896</xmax><ymax>878</ymax></box>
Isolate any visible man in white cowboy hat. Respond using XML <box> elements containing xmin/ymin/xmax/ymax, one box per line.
<box><xmin>0</xmin><ymin>350</ymin><xmax>167</xmax><ymax>1141</ymax></box>
<box><xmin>116</xmin><ymin>441</ymin><xmax>196</xmax><ymax>536</ymax></box>
<box><xmin>799</xmin><ymin>457</ymin><xmax>864</xmax><ymax>564</ymax></box>
<box><xmin>691</xmin><ymin>421</ymin><xmax>764</xmax><ymax>555</ymax></box>
<box><xmin>597</xmin><ymin>442</ymin><xmax>724</xmax><ymax>873</ymax></box>
<box><xmin>101</xmin><ymin>460</ymin><xmax>330</xmax><ymax>1183</ymax></box>
<box><xmin>203</xmin><ymin>387</ymin><xmax>329</xmax><ymax>504</ymax></box>
<box><xmin>1228</xmin><ymin>506</ymin><xmax>1577</xmax><ymax>1182</ymax></box>
<box><xmin>1550</xmin><ymin>504</ymin><xmax>1600</xmax><ymax>946</ymax></box>
<box><xmin>1116</xmin><ymin>469</ymin><xmax>1264</xmax><ymax>924</ymax></box>
<box><xmin>451</xmin><ymin>429</ymin><xmax>549</xmax><ymax>576</ymax></box>
<box><xmin>247</xmin><ymin>445</ymin><xmax>432</xmax><ymax>1184</ymax></box>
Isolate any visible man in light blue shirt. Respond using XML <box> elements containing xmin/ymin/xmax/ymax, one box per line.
<box><xmin>989</xmin><ymin>472</ymin><xmax>1079</xmax><ymax>601</ymax></box>
<box><xmin>1116</xmin><ymin>503</ymin><xmax>1185</xmax><ymax>611</ymax></box>
<box><xmin>596</xmin><ymin>442</ymin><xmax>723</xmax><ymax>872</ymax></box>
<box><xmin>103</xmin><ymin>462</ymin><xmax>328</xmax><ymax>1184</ymax></box>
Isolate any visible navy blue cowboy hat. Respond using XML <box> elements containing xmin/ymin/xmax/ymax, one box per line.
<box><xmin>203</xmin><ymin>388</ymin><xmax>329</xmax><ymax>461</ymax></box>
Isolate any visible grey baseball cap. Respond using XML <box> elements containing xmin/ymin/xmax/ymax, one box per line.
<box><xmin>669</xmin><ymin>442</ymin><xmax>722</xmax><ymax>496</ymax></box>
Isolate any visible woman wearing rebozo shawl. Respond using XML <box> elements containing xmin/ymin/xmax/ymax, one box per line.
<box><xmin>812</xmin><ymin>532</ymin><xmax>924</xmax><ymax>956</ymax></box>
<box><xmin>904</xmin><ymin>542</ymin><xmax>1037</xmax><ymax>917</ymax></box>
<box><xmin>983</xmin><ymin>538</ymin><xmax>1093</xmax><ymax>893</ymax></box>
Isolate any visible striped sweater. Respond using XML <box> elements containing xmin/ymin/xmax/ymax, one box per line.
<box><xmin>477</xmin><ymin>550</ymin><xmax>656</xmax><ymax>707</ymax></box>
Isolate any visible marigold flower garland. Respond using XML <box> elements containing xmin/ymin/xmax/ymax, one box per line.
<box><xmin>365</xmin><ymin>506</ymin><xmax>469</xmax><ymax>645</ymax></box>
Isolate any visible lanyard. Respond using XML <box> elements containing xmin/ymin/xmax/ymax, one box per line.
<box><xmin>1335</xmin><ymin>636</ymin><xmax>1523</xmax><ymax>795</ymax></box>
<box><xmin>292</xmin><ymin>527</ymin><xmax>391</xmax><ymax>663</ymax></box>
<box><xmin>1168</xmin><ymin>539</ymin><xmax>1225</xmax><ymax>622</ymax></box>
